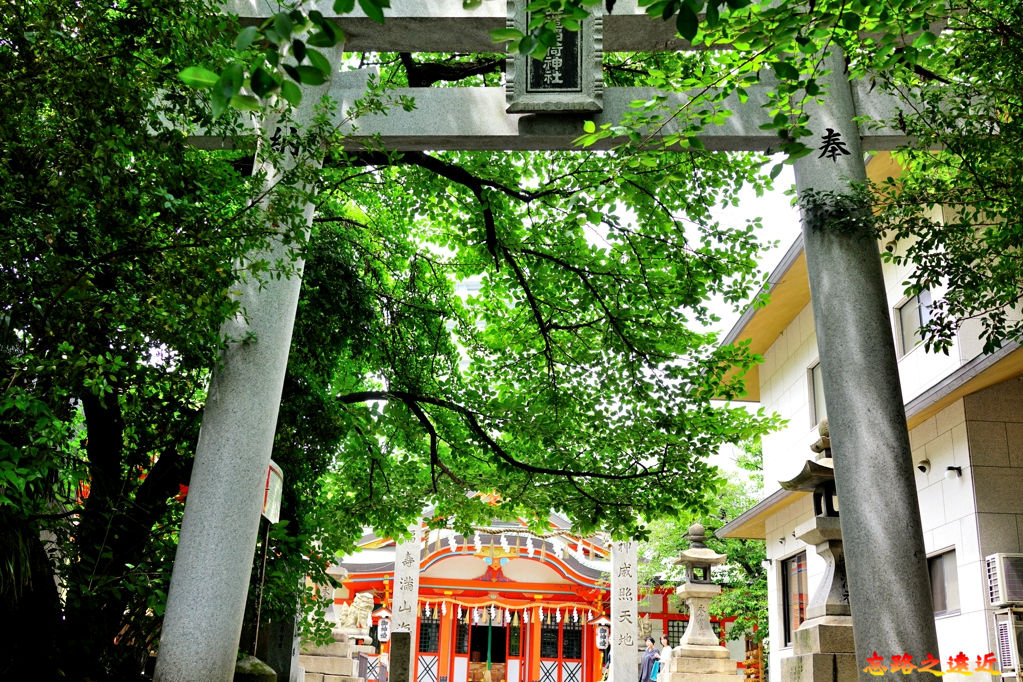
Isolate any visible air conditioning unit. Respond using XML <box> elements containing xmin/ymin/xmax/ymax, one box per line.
<box><xmin>987</xmin><ymin>554</ymin><xmax>1023</xmax><ymax>607</ymax></box>
<box><xmin>994</xmin><ymin>608</ymin><xmax>1023</xmax><ymax>674</ymax></box>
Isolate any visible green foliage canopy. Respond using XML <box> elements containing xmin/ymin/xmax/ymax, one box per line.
<box><xmin>637</xmin><ymin>441</ymin><xmax>766</xmax><ymax>644</ymax></box>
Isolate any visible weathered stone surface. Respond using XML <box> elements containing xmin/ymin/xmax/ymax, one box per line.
<box><xmin>610</xmin><ymin>540</ymin><xmax>639</xmax><ymax>682</ymax></box>
<box><xmin>793</xmin><ymin>617</ymin><xmax>855</xmax><ymax>655</ymax></box>
<box><xmin>675</xmin><ymin>595</ymin><xmax>719</xmax><ymax>647</ymax></box>
<box><xmin>302</xmin><ymin>641</ymin><xmax>351</xmax><ymax>658</ymax></box>
<box><xmin>673</xmin><ymin>644</ymin><xmax>730</xmax><ymax>660</ymax></box>
<box><xmin>322</xmin><ymin>676</ymin><xmax>363</xmax><ymax>682</ymax></box>
<box><xmin>186</xmin><ymin>79</ymin><xmax>913</xmax><ymax>154</ymax></box>
<box><xmin>153</xmin><ymin>45</ymin><xmax>346</xmax><ymax>682</ymax></box>
<box><xmin>505</xmin><ymin>0</ymin><xmax>603</xmax><ymax>113</ymax></box>
<box><xmin>262</xmin><ymin>616</ymin><xmax>302</xmax><ymax>682</ymax></box>
<box><xmin>299</xmin><ymin>655</ymin><xmax>355</xmax><ymax>676</ymax></box>
<box><xmin>390</xmin><ymin>632</ymin><xmax>412</xmax><ymax>682</ymax></box>
<box><xmin>304</xmin><ymin>674</ymin><xmax>324</xmax><ymax>682</ymax></box>
<box><xmin>794</xmin><ymin>517</ymin><xmax>851</xmax><ymax>621</ymax></box>
<box><xmin>668</xmin><ymin>654</ymin><xmax>735</xmax><ymax>674</ymax></box>
<box><xmin>794</xmin><ymin>48</ymin><xmax>940</xmax><ymax>669</ymax></box>
<box><xmin>665</xmin><ymin>672</ymin><xmax>737</xmax><ymax>682</ymax></box>
<box><xmin>781</xmin><ymin>653</ymin><xmax>857</xmax><ymax>682</ymax></box>
<box><xmin>235</xmin><ymin>655</ymin><xmax>277</xmax><ymax>682</ymax></box>
<box><xmin>675</xmin><ymin>581</ymin><xmax>721</xmax><ymax>600</ymax></box>
<box><xmin>223</xmin><ymin>0</ymin><xmax>688</xmax><ymax>52</ymax></box>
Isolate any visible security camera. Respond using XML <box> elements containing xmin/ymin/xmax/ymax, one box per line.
<box><xmin>884</xmin><ymin>240</ymin><xmax>897</xmax><ymax>253</ymax></box>
<box><xmin>916</xmin><ymin>459</ymin><xmax>931</xmax><ymax>474</ymax></box>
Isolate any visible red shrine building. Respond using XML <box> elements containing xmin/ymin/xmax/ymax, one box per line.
<box><xmin>328</xmin><ymin>512</ymin><xmax>744</xmax><ymax>682</ymax></box>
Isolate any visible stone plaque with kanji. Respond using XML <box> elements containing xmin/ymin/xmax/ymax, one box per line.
<box><xmin>506</xmin><ymin>0</ymin><xmax>603</xmax><ymax>113</ymax></box>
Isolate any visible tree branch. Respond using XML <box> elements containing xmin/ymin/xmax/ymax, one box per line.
<box><xmin>398</xmin><ymin>395</ymin><xmax>468</xmax><ymax>490</ymax></box>
<box><xmin>337</xmin><ymin>389</ymin><xmax>668</xmax><ymax>481</ymax></box>
<box><xmin>398</xmin><ymin>53</ymin><xmax>505</xmax><ymax>88</ymax></box>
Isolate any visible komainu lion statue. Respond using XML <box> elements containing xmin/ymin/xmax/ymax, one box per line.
<box><xmin>337</xmin><ymin>591</ymin><xmax>375</xmax><ymax>630</ymax></box>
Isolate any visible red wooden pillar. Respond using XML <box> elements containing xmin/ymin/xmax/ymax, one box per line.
<box><xmin>438</xmin><ymin>594</ymin><xmax>455</xmax><ymax>682</ymax></box>
<box><xmin>528</xmin><ymin>603</ymin><xmax>542</xmax><ymax>682</ymax></box>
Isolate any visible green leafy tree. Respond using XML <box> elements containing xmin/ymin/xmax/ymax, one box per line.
<box><xmin>863</xmin><ymin>2</ymin><xmax>1023</xmax><ymax>353</ymax></box>
<box><xmin>638</xmin><ymin>441</ymin><xmax>766</xmax><ymax>644</ymax></box>
<box><xmin>250</xmin><ymin>137</ymin><xmax>783</xmax><ymax>643</ymax></box>
<box><xmin>0</xmin><ymin>0</ymin><xmax>306</xmax><ymax>676</ymax></box>
<box><xmin>2</xmin><ymin>6</ymin><xmax>782</xmax><ymax>678</ymax></box>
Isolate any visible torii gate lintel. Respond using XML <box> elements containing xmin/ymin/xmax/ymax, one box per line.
<box><xmin>156</xmin><ymin>7</ymin><xmax>938</xmax><ymax>681</ymax></box>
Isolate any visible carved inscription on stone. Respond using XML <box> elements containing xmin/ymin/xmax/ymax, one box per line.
<box><xmin>610</xmin><ymin>541</ymin><xmax>640</xmax><ymax>682</ymax></box>
<box><xmin>506</xmin><ymin>0</ymin><xmax>603</xmax><ymax>113</ymax></box>
<box><xmin>526</xmin><ymin>23</ymin><xmax>582</xmax><ymax>93</ymax></box>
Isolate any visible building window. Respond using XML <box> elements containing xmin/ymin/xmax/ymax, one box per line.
<box><xmin>419</xmin><ymin>613</ymin><xmax>440</xmax><ymax>653</ymax></box>
<box><xmin>782</xmin><ymin>552</ymin><xmax>808</xmax><ymax>647</ymax></box>
<box><xmin>540</xmin><ymin>620</ymin><xmax>559</xmax><ymax>658</ymax></box>
<box><xmin>809</xmin><ymin>362</ymin><xmax>827</xmax><ymax>426</ymax></box>
<box><xmin>929</xmin><ymin>550</ymin><xmax>960</xmax><ymax>616</ymax></box>
<box><xmin>897</xmin><ymin>290</ymin><xmax>933</xmax><ymax>355</ymax></box>
<box><xmin>666</xmin><ymin>619</ymin><xmax>686</xmax><ymax>644</ymax></box>
<box><xmin>456</xmin><ymin>621</ymin><xmax>469</xmax><ymax>654</ymax></box>
<box><xmin>562</xmin><ymin>621</ymin><xmax>582</xmax><ymax>659</ymax></box>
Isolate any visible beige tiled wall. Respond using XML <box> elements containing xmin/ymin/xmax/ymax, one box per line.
<box><xmin>965</xmin><ymin>377</ymin><xmax>1023</xmax><ymax>557</ymax></box>
<box><xmin>907</xmin><ymin>377</ymin><xmax>1023</xmax><ymax>666</ymax></box>
<box><xmin>908</xmin><ymin>399</ymin><xmax>990</xmax><ymax>662</ymax></box>
<box><xmin>759</xmin><ymin>303</ymin><xmax>821</xmax><ymax>492</ymax></box>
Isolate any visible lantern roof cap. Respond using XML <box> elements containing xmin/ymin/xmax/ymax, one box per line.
<box><xmin>674</xmin><ymin>523</ymin><xmax>726</xmax><ymax>566</ymax></box>
<box><xmin>780</xmin><ymin>457</ymin><xmax>835</xmax><ymax>492</ymax></box>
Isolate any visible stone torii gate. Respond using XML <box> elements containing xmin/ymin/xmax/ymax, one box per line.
<box><xmin>155</xmin><ymin>3</ymin><xmax>938</xmax><ymax>680</ymax></box>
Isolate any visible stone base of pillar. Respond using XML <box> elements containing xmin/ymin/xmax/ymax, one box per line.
<box><xmin>793</xmin><ymin>616</ymin><xmax>854</xmax><ymax>655</ymax></box>
<box><xmin>666</xmin><ymin>671</ymin><xmax>737</xmax><ymax>682</ymax></box>
<box><xmin>666</xmin><ymin>642</ymin><xmax>735</xmax><ymax>682</ymax></box>
<box><xmin>780</xmin><ymin>652</ymin><xmax>857</xmax><ymax>682</ymax></box>
<box><xmin>781</xmin><ymin>615</ymin><xmax>856</xmax><ymax>682</ymax></box>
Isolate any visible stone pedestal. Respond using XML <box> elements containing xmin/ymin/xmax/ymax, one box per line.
<box><xmin>665</xmin><ymin>639</ymin><xmax>735</xmax><ymax>682</ymax></box>
<box><xmin>300</xmin><ymin>633</ymin><xmax>376</xmax><ymax>682</ymax></box>
<box><xmin>780</xmin><ymin>649</ymin><xmax>858</xmax><ymax>682</ymax></box>
<box><xmin>780</xmin><ymin>612</ymin><xmax>857</xmax><ymax>682</ymax></box>
<box><xmin>667</xmin><ymin>583</ymin><xmax>734</xmax><ymax>682</ymax></box>
<box><xmin>676</xmin><ymin>582</ymin><xmax>720</xmax><ymax>648</ymax></box>
<box><xmin>795</xmin><ymin>516</ymin><xmax>849</xmax><ymax>621</ymax></box>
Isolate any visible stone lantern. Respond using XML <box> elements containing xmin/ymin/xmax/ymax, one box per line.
<box><xmin>777</xmin><ymin>420</ymin><xmax>856</xmax><ymax>682</ymax></box>
<box><xmin>668</xmin><ymin>524</ymin><xmax>733</xmax><ymax>682</ymax></box>
<box><xmin>675</xmin><ymin>524</ymin><xmax>726</xmax><ymax>647</ymax></box>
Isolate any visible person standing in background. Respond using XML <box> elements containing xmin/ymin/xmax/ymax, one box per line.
<box><xmin>639</xmin><ymin>637</ymin><xmax>657</xmax><ymax>682</ymax></box>
<box><xmin>658</xmin><ymin>634</ymin><xmax>672</xmax><ymax>681</ymax></box>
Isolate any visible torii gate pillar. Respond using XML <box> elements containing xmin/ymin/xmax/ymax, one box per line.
<box><xmin>154</xmin><ymin>46</ymin><xmax>344</xmax><ymax>682</ymax></box>
<box><xmin>792</xmin><ymin>51</ymin><xmax>939</xmax><ymax>679</ymax></box>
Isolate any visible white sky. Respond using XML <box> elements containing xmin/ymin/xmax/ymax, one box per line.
<box><xmin>706</xmin><ymin>164</ymin><xmax>801</xmax><ymax>476</ymax></box>
<box><xmin>710</xmin><ymin>163</ymin><xmax>801</xmax><ymax>336</ymax></box>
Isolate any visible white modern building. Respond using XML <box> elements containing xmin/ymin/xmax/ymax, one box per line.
<box><xmin>717</xmin><ymin>153</ymin><xmax>1023</xmax><ymax>681</ymax></box>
